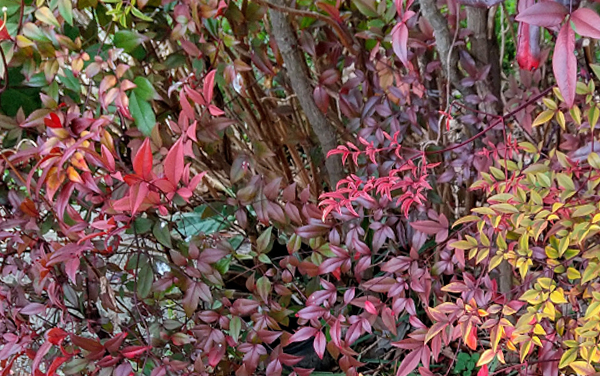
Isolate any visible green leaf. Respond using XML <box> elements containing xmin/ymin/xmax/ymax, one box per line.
<box><xmin>131</xmin><ymin>6</ymin><xmax>153</xmax><ymax>21</ymax></box>
<box><xmin>153</xmin><ymin>221</ymin><xmax>172</xmax><ymax>248</ymax></box>
<box><xmin>257</xmin><ymin>227</ymin><xmax>273</xmax><ymax>253</ymax></box>
<box><xmin>230</xmin><ymin>316</ymin><xmax>241</xmax><ymax>343</ymax></box>
<box><xmin>132</xmin><ymin>217</ymin><xmax>153</xmax><ymax>234</ymax></box>
<box><xmin>352</xmin><ymin>0</ymin><xmax>378</xmax><ymax>17</ymax></box>
<box><xmin>133</xmin><ymin>76</ymin><xmax>160</xmax><ymax>101</ymax></box>
<box><xmin>556</xmin><ymin>173</ymin><xmax>575</xmax><ymax>191</ymax></box>
<box><xmin>113</xmin><ymin>30</ymin><xmax>146</xmax><ymax>53</ymax></box>
<box><xmin>0</xmin><ymin>88</ymin><xmax>41</xmax><ymax>116</ymax></box>
<box><xmin>59</xmin><ymin>69</ymin><xmax>81</xmax><ymax>93</ymax></box>
<box><xmin>590</xmin><ymin>64</ymin><xmax>600</xmax><ymax>82</ymax></box>
<box><xmin>137</xmin><ymin>263</ymin><xmax>153</xmax><ymax>299</ymax></box>
<box><xmin>58</xmin><ymin>0</ymin><xmax>74</xmax><ymax>25</ymax></box>
<box><xmin>572</xmin><ymin>204</ymin><xmax>596</xmax><ymax>217</ymax></box>
<box><xmin>256</xmin><ymin>276</ymin><xmax>271</xmax><ymax>302</ymax></box>
<box><xmin>62</xmin><ymin>358</ymin><xmax>90</xmax><ymax>374</ymax></box>
<box><xmin>129</xmin><ymin>91</ymin><xmax>156</xmax><ymax>136</ymax></box>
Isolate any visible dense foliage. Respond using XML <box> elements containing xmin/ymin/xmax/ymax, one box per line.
<box><xmin>3</xmin><ymin>0</ymin><xmax>600</xmax><ymax>375</ymax></box>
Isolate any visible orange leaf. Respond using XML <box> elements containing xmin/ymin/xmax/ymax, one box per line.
<box><xmin>67</xmin><ymin>166</ymin><xmax>83</xmax><ymax>184</ymax></box>
<box><xmin>46</xmin><ymin>167</ymin><xmax>65</xmax><ymax>199</ymax></box>
<box><xmin>465</xmin><ymin>326</ymin><xmax>478</xmax><ymax>350</ymax></box>
<box><xmin>19</xmin><ymin>198</ymin><xmax>39</xmax><ymax>218</ymax></box>
<box><xmin>70</xmin><ymin>152</ymin><xmax>89</xmax><ymax>171</ymax></box>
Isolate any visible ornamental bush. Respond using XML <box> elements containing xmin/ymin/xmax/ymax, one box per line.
<box><xmin>2</xmin><ymin>0</ymin><xmax>600</xmax><ymax>375</ymax></box>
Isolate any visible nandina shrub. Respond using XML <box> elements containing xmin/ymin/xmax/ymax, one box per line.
<box><xmin>3</xmin><ymin>0</ymin><xmax>600</xmax><ymax>374</ymax></box>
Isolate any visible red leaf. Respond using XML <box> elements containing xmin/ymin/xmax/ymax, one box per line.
<box><xmin>47</xmin><ymin>328</ymin><xmax>68</xmax><ymax>345</ymax></box>
<box><xmin>382</xmin><ymin>307</ymin><xmax>398</xmax><ymax>336</ymax></box>
<box><xmin>396</xmin><ymin>347</ymin><xmax>424</xmax><ymax>376</ymax></box>
<box><xmin>121</xmin><ymin>345</ymin><xmax>151</xmax><ymax>359</ymax></box>
<box><xmin>392</xmin><ymin>23</ymin><xmax>412</xmax><ymax>70</ymax></box>
<box><xmin>313</xmin><ymin>331</ymin><xmax>326</xmax><ymax>359</ymax></box>
<box><xmin>288</xmin><ymin>327</ymin><xmax>318</xmax><ymax>343</ymax></box>
<box><xmin>515</xmin><ymin>1</ymin><xmax>567</xmax><ymax>27</ymax></box>
<box><xmin>208</xmin><ymin>104</ymin><xmax>225</xmax><ymax>116</ymax></box>
<box><xmin>517</xmin><ymin>22</ymin><xmax>541</xmax><ymax>70</ymax></box>
<box><xmin>164</xmin><ymin>138</ymin><xmax>184</xmax><ymax>186</ymax></box>
<box><xmin>44</xmin><ymin>113</ymin><xmax>62</xmax><ymax>128</ymax></box>
<box><xmin>553</xmin><ymin>23</ymin><xmax>577</xmax><ymax>108</ymax></box>
<box><xmin>104</xmin><ymin>332</ymin><xmax>127</xmax><ymax>353</ymax></box>
<box><xmin>320</xmin><ymin>69</ymin><xmax>340</xmax><ymax>85</ymax></box>
<box><xmin>0</xmin><ymin>20</ymin><xmax>10</xmax><ymax>41</ymax></box>
<box><xmin>133</xmin><ymin>139</ymin><xmax>154</xmax><ymax>180</ymax></box>
<box><xmin>313</xmin><ymin>86</ymin><xmax>329</xmax><ymax>114</ymax></box>
<box><xmin>71</xmin><ymin>335</ymin><xmax>104</xmax><ymax>352</ymax></box>
<box><xmin>364</xmin><ymin>300</ymin><xmax>378</xmax><ymax>315</ymax></box>
<box><xmin>203</xmin><ymin>70</ymin><xmax>217</xmax><ymax>104</ymax></box>
<box><xmin>32</xmin><ymin>341</ymin><xmax>52</xmax><ymax>374</ymax></box>
<box><xmin>46</xmin><ymin>356</ymin><xmax>69</xmax><ymax>376</ymax></box>
<box><xmin>478</xmin><ymin>364</ymin><xmax>489</xmax><ymax>376</ymax></box>
<box><xmin>571</xmin><ymin>8</ymin><xmax>600</xmax><ymax>39</ymax></box>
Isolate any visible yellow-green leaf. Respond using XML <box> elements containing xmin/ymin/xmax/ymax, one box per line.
<box><xmin>589</xmin><ymin>152</ymin><xmax>600</xmax><ymax>170</ymax></box>
<box><xmin>556</xmin><ymin>111</ymin><xmax>566</xmax><ymax>130</ymax></box>
<box><xmin>491</xmin><ymin>203</ymin><xmax>519</xmax><ymax>214</ymax></box>
<box><xmin>571</xmin><ymin>106</ymin><xmax>582</xmax><ymax>125</ymax></box>
<box><xmin>543</xmin><ymin>98</ymin><xmax>557</xmax><ymax>110</ymax></box>
<box><xmin>556</xmin><ymin>173</ymin><xmax>575</xmax><ymax>191</ymax></box>
<box><xmin>532</xmin><ymin>110</ymin><xmax>555</xmax><ymax>127</ymax></box>
<box><xmin>489</xmin><ymin>255</ymin><xmax>503</xmax><ymax>272</ymax></box>
<box><xmin>569</xmin><ymin>361</ymin><xmax>595</xmax><ymax>375</ymax></box>
<box><xmin>567</xmin><ymin>267</ymin><xmax>581</xmax><ymax>280</ymax></box>
<box><xmin>35</xmin><ymin>7</ymin><xmax>61</xmax><ymax>28</ymax></box>
<box><xmin>573</xmin><ymin>204</ymin><xmax>596</xmax><ymax>217</ymax></box>
<box><xmin>450</xmin><ymin>240</ymin><xmax>472</xmax><ymax>250</ymax></box>
<box><xmin>589</xmin><ymin>105</ymin><xmax>599</xmax><ymax>130</ymax></box>
<box><xmin>559</xmin><ymin>347</ymin><xmax>578</xmax><ymax>369</ymax></box>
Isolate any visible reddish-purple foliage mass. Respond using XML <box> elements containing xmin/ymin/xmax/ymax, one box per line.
<box><xmin>2</xmin><ymin>0</ymin><xmax>600</xmax><ymax>375</ymax></box>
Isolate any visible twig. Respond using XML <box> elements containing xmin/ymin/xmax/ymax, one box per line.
<box><xmin>426</xmin><ymin>86</ymin><xmax>554</xmax><ymax>156</ymax></box>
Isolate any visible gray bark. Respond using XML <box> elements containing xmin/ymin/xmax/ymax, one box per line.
<box><xmin>420</xmin><ymin>0</ymin><xmax>469</xmax><ymax>94</ymax></box>
<box><xmin>269</xmin><ymin>1</ymin><xmax>345</xmax><ymax>188</ymax></box>
<box><xmin>466</xmin><ymin>7</ymin><xmax>502</xmax><ymax>115</ymax></box>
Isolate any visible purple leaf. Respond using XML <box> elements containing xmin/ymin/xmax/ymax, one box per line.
<box><xmin>313</xmin><ymin>86</ymin><xmax>329</xmax><ymax>114</ymax></box>
<box><xmin>515</xmin><ymin>2</ymin><xmax>568</xmax><ymax>27</ymax></box>
<box><xmin>396</xmin><ymin>347</ymin><xmax>425</xmax><ymax>376</ymax></box>
<box><xmin>392</xmin><ymin>23</ymin><xmax>412</xmax><ymax>70</ymax></box>
<box><xmin>571</xmin><ymin>8</ymin><xmax>600</xmax><ymax>39</ymax></box>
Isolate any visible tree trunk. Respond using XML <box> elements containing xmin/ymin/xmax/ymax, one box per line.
<box><xmin>268</xmin><ymin>0</ymin><xmax>345</xmax><ymax>189</ymax></box>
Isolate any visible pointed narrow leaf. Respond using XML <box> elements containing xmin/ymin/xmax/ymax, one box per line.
<box><xmin>553</xmin><ymin>23</ymin><xmax>577</xmax><ymax>108</ymax></box>
<box><xmin>133</xmin><ymin>138</ymin><xmax>153</xmax><ymax>180</ymax></box>
<box><xmin>164</xmin><ymin>138</ymin><xmax>184</xmax><ymax>185</ymax></box>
